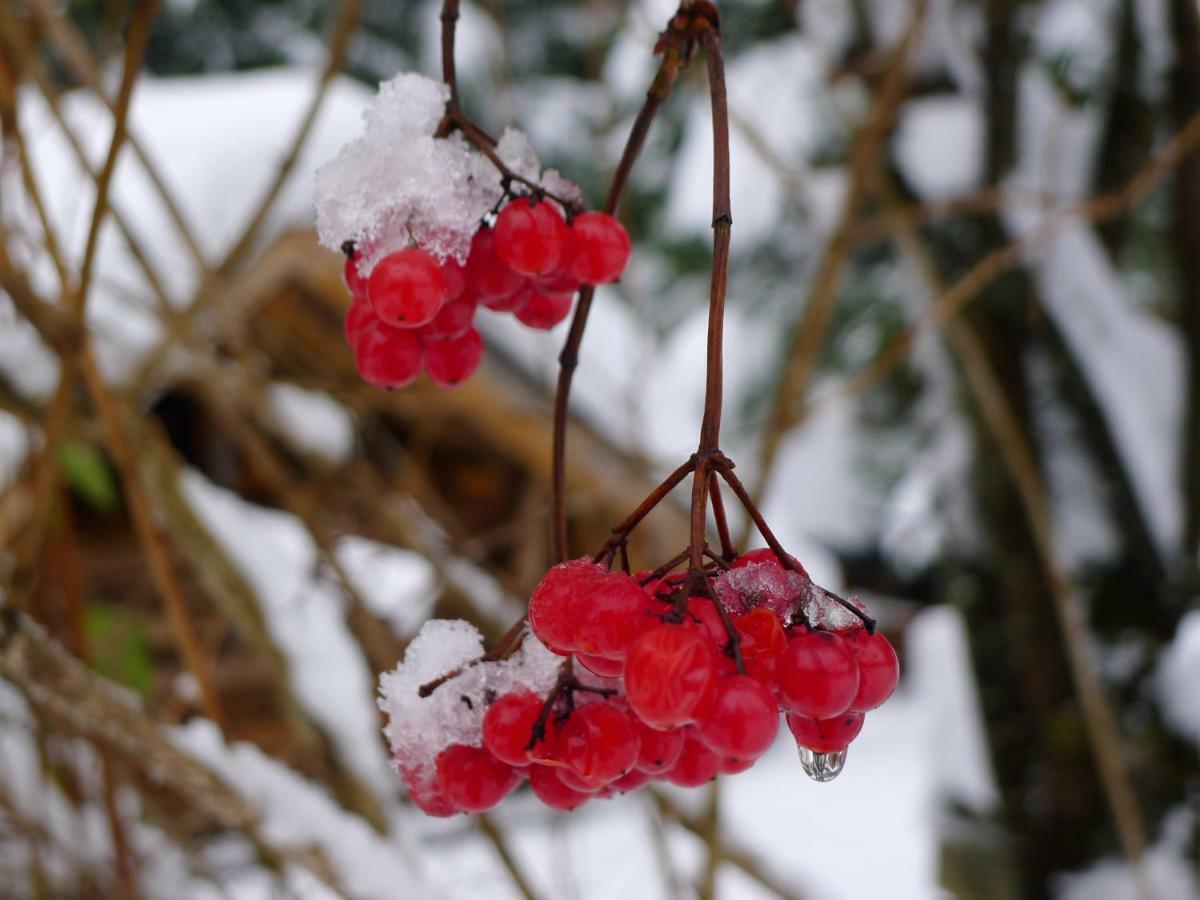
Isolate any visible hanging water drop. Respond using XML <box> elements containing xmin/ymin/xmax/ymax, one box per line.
<box><xmin>798</xmin><ymin>746</ymin><xmax>846</xmax><ymax>782</ymax></box>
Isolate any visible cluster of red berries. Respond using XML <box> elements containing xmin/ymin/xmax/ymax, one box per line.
<box><xmin>401</xmin><ymin>549</ymin><xmax>898</xmax><ymax>815</ymax></box>
<box><xmin>342</xmin><ymin>199</ymin><xmax>630</xmax><ymax>390</ymax></box>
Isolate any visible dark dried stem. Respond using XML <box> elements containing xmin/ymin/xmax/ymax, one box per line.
<box><xmin>708</xmin><ymin>470</ymin><xmax>736</xmax><ymax>560</ymax></box>
<box><xmin>593</xmin><ymin>457</ymin><xmax>696</xmax><ymax>562</ymax></box>
<box><xmin>417</xmin><ymin>619</ymin><xmax>527</xmax><ymax>697</ymax></box>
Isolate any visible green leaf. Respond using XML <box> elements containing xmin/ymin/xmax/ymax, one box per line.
<box><xmin>57</xmin><ymin>440</ymin><xmax>120</xmax><ymax>513</ymax></box>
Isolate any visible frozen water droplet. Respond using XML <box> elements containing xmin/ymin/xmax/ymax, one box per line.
<box><xmin>798</xmin><ymin>746</ymin><xmax>846</xmax><ymax>782</ymax></box>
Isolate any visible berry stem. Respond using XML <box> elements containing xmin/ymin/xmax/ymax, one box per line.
<box><xmin>592</xmin><ymin>457</ymin><xmax>696</xmax><ymax>563</ymax></box>
<box><xmin>708</xmin><ymin>469</ymin><xmax>736</xmax><ymax>561</ymax></box>
<box><xmin>417</xmin><ymin>619</ymin><xmax>528</xmax><ymax>697</ymax></box>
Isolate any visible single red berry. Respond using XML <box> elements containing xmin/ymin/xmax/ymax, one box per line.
<box><xmin>423</xmin><ymin>327</ymin><xmax>484</xmax><ymax>388</ymax></box>
<box><xmin>564</xmin><ymin>212</ymin><xmax>631</xmax><ymax>284</ymax></box>
<box><xmin>786</xmin><ymin>710</ymin><xmax>864</xmax><ymax>753</ymax></box>
<box><xmin>732</xmin><ymin>547</ymin><xmax>809</xmax><ymax>578</ymax></box>
<box><xmin>612</xmin><ymin>768</ymin><xmax>652</xmax><ymax>793</ymax></box>
<box><xmin>529</xmin><ymin>764</ymin><xmax>590</xmax><ymax>810</ymax></box>
<box><xmin>718</xmin><ymin>755</ymin><xmax>756</xmax><ymax>775</ymax></box>
<box><xmin>435</xmin><ymin>744</ymin><xmax>519</xmax><ymax>813</ymax></box>
<box><xmin>343</xmin><ymin>255</ymin><xmax>368</xmax><ymax>300</ymax></box>
<box><xmin>576</xmin><ymin>652</ymin><xmax>625</xmax><ymax>678</ymax></box>
<box><xmin>344</xmin><ymin>298</ymin><xmax>376</xmax><ymax>347</ymax></box>
<box><xmin>398</xmin><ymin>765</ymin><xmax>458</xmax><ymax>817</ymax></box>
<box><xmin>483</xmin><ymin>692</ymin><xmax>546</xmax><ymax>767</ymax></box>
<box><xmin>848</xmin><ymin>630</ymin><xmax>899</xmax><ymax>710</ymax></box>
<box><xmin>354</xmin><ymin>321</ymin><xmax>423</xmax><ymax>389</ymax></box>
<box><xmin>624</xmin><ymin>625</ymin><xmax>717</xmax><ymax>730</ymax></box>
<box><xmin>494</xmin><ymin>199</ymin><xmax>568</xmax><ymax>276</ymax></box>
<box><xmin>695</xmin><ymin>674</ymin><xmax>779</xmax><ymax>759</ymax></box>
<box><xmin>515</xmin><ymin>289</ymin><xmax>574</xmax><ymax>329</ymax></box>
<box><xmin>634</xmin><ymin>722</ymin><xmax>686</xmax><ymax>775</ymax></box>
<box><xmin>558</xmin><ymin>702</ymin><xmax>640</xmax><ymax>788</ymax></box>
<box><xmin>664</xmin><ymin>735</ymin><xmax>722</xmax><ymax>787</ymax></box>
<box><xmin>423</xmin><ymin>297</ymin><xmax>478</xmax><ymax>340</ymax></box>
<box><xmin>533</xmin><ymin>263</ymin><xmax>581</xmax><ymax>295</ymax></box>
<box><xmin>734</xmin><ymin>608</ymin><xmax>788</xmax><ymax>685</ymax></box>
<box><xmin>441</xmin><ymin>258</ymin><xmax>468</xmax><ymax>301</ymax></box>
<box><xmin>528</xmin><ymin>559</ymin><xmax>609</xmax><ymax>654</ymax></box>
<box><xmin>467</xmin><ymin>228</ymin><xmax>525</xmax><ymax>302</ymax></box>
<box><xmin>575</xmin><ymin>573</ymin><xmax>652</xmax><ymax>660</ymax></box>
<box><xmin>685</xmin><ymin>597</ymin><xmax>728</xmax><ymax>647</ymax></box>
<box><xmin>776</xmin><ymin>631</ymin><xmax>860</xmax><ymax>720</ymax></box>
<box><xmin>368</xmin><ymin>248</ymin><xmax>447</xmax><ymax>327</ymax></box>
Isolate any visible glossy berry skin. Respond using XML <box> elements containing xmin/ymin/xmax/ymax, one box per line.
<box><xmin>612</xmin><ymin>769</ymin><xmax>651</xmax><ymax>792</ymax></box>
<box><xmin>528</xmin><ymin>559</ymin><xmax>608</xmax><ymax>654</ymax></box>
<box><xmin>684</xmin><ymin>597</ymin><xmax>728</xmax><ymax>647</ymax></box>
<box><xmin>776</xmin><ymin>631</ymin><xmax>860</xmax><ymax>720</ymax></box>
<box><xmin>435</xmin><ymin>744</ymin><xmax>519</xmax><ymax>813</ymax></box>
<box><xmin>664</xmin><ymin>735</ymin><xmax>722</xmax><ymax>787</ymax></box>
<box><xmin>848</xmin><ymin>630</ymin><xmax>900</xmax><ymax>711</ymax></box>
<box><xmin>423</xmin><ymin>298</ymin><xmax>477</xmax><ymax>340</ymax></box>
<box><xmin>734</xmin><ymin>608</ymin><xmax>788</xmax><ymax>685</ymax></box>
<box><xmin>467</xmin><ymin>228</ymin><xmax>524</xmax><ymax>302</ymax></box>
<box><xmin>528</xmin><ymin>764</ymin><xmax>590</xmax><ymax>810</ymax></box>
<box><xmin>354</xmin><ymin>321</ymin><xmax>423</xmax><ymax>389</ymax></box>
<box><xmin>787</xmin><ymin>710</ymin><xmax>864</xmax><ymax>753</ymax></box>
<box><xmin>634</xmin><ymin>723</ymin><xmax>686</xmax><ymax>775</ymax></box>
<box><xmin>399</xmin><ymin>765</ymin><xmax>457</xmax><ymax>817</ymax></box>
<box><xmin>494</xmin><ymin>199</ymin><xmax>568</xmax><ymax>276</ymax></box>
<box><xmin>695</xmin><ymin>674</ymin><xmax>779</xmax><ymax>759</ymax></box>
<box><xmin>368</xmin><ymin>248</ymin><xmax>447</xmax><ymax>327</ymax></box>
<box><xmin>558</xmin><ymin>702</ymin><xmax>640</xmax><ymax>788</ymax></box>
<box><xmin>482</xmin><ymin>692</ymin><xmax>545</xmax><ymax>767</ymax></box>
<box><xmin>423</xmin><ymin>327</ymin><xmax>484</xmax><ymax>388</ymax></box>
<box><xmin>564</xmin><ymin>212</ymin><xmax>631</xmax><ymax>284</ymax></box>
<box><xmin>344</xmin><ymin>299</ymin><xmax>375</xmax><ymax>347</ymax></box>
<box><xmin>575</xmin><ymin>573</ymin><xmax>652</xmax><ymax>659</ymax></box>
<box><xmin>718</xmin><ymin>755</ymin><xmax>756</xmax><ymax>775</ymax></box>
<box><xmin>343</xmin><ymin>255</ymin><xmax>368</xmax><ymax>300</ymax></box>
<box><xmin>514</xmin><ymin>289</ymin><xmax>573</xmax><ymax>329</ymax></box>
<box><xmin>731</xmin><ymin>547</ymin><xmax>809</xmax><ymax>579</ymax></box>
<box><xmin>624</xmin><ymin>625</ymin><xmax>717</xmax><ymax>730</ymax></box>
<box><xmin>441</xmin><ymin>258</ymin><xmax>468</xmax><ymax>301</ymax></box>
<box><xmin>533</xmin><ymin>264</ymin><xmax>581</xmax><ymax>295</ymax></box>
<box><xmin>576</xmin><ymin>653</ymin><xmax>625</xmax><ymax>678</ymax></box>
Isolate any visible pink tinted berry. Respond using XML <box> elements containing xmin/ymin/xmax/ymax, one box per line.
<box><xmin>441</xmin><ymin>258</ymin><xmax>468</xmax><ymax>301</ymax></box>
<box><xmin>354</xmin><ymin>321</ymin><xmax>423</xmax><ymax>389</ymax></box>
<box><xmin>685</xmin><ymin>597</ymin><xmax>727</xmax><ymax>647</ymax></box>
<box><xmin>423</xmin><ymin>298</ymin><xmax>477</xmax><ymax>340</ymax></box>
<box><xmin>732</xmin><ymin>547</ymin><xmax>809</xmax><ymax>578</ymax></box>
<box><xmin>399</xmin><ymin>765</ymin><xmax>457</xmax><ymax>817</ymax></box>
<box><xmin>849</xmin><ymin>630</ymin><xmax>900</xmax><ymax>711</ymax></box>
<box><xmin>494</xmin><ymin>199</ymin><xmax>568</xmax><ymax>276</ymax></box>
<box><xmin>435</xmin><ymin>744</ymin><xmax>519</xmax><ymax>813</ymax></box>
<box><xmin>558</xmin><ymin>703</ymin><xmax>640</xmax><ymax>788</ymax></box>
<box><xmin>344</xmin><ymin>299</ymin><xmax>375</xmax><ymax>347</ymax></box>
<box><xmin>786</xmin><ymin>710</ymin><xmax>865</xmax><ymax>753</ymax></box>
<box><xmin>528</xmin><ymin>559</ymin><xmax>608</xmax><ymax>654</ymax></box>
<box><xmin>467</xmin><ymin>228</ymin><xmax>525</xmax><ymax>302</ymax></box>
<box><xmin>634</xmin><ymin>723</ymin><xmax>686</xmax><ymax>775</ymax></box>
<box><xmin>343</xmin><ymin>255</ymin><xmax>368</xmax><ymax>300</ymax></box>
<box><xmin>529</xmin><ymin>764</ymin><xmax>590</xmax><ymax>810</ymax></box>
<box><xmin>564</xmin><ymin>212</ymin><xmax>631</xmax><ymax>284</ymax></box>
<box><xmin>776</xmin><ymin>631</ymin><xmax>860</xmax><ymax>720</ymax></box>
<box><xmin>368</xmin><ymin>248</ymin><xmax>447</xmax><ymax>327</ymax></box>
<box><xmin>734</xmin><ymin>608</ymin><xmax>788</xmax><ymax>685</ymax></box>
<box><xmin>514</xmin><ymin>289</ymin><xmax>573</xmax><ymax>329</ymax></box>
<box><xmin>575</xmin><ymin>573</ymin><xmax>651</xmax><ymax>659</ymax></box>
<box><xmin>576</xmin><ymin>653</ymin><xmax>625</xmax><ymax>678</ymax></box>
<box><xmin>664</xmin><ymin>735</ymin><xmax>722</xmax><ymax>787</ymax></box>
<box><xmin>624</xmin><ymin>625</ymin><xmax>716</xmax><ymax>730</ymax></box>
<box><xmin>695</xmin><ymin>674</ymin><xmax>779</xmax><ymax>759</ymax></box>
<box><xmin>612</xmin><ymin>769</ymin><xmax>651</xmax><ymax>793</ymax></box>
<box><xmin>423</xmin><ymin>327</ymin><xmax>484</xmax><ymax>388</ymax></box>
<box><xmin>483</xmin><ymin>692</ymin><xmax>545</xmax><ymax>767</ymax></box>
<box><xmin>533</xmin><ymin>264</ymin><xmax>581</xmax><ymax>295</ymax></box>
<box><xmin>718</xmin><ymin>755</ymin><xmax>756</xmax><ymax>775</ymax></box>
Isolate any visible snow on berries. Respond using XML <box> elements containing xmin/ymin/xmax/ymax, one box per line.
<box><xmin>316</xmin><ymin>72</ymin><xmax>631</xmax><ymax>391</ymax></box>
<box><xmin>379</xmin><ymin>548</ymin><xmax>900</xmax><ymax>817</ymax></box>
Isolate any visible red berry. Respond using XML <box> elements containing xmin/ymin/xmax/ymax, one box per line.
<box><xmin>514</xmin><ymin>289</ymin><xmax>574</xmax><ymax>329</ymax></box>
<box><xmin>695</xmin><ymin>674</ymin><xmax>779</xmax><ymax>759</ymax></box>
<box><xmin>368</xmin><ymin>248</ymin><xmax>447</xmax><ymax>327</ymax></box>
<box><xmin>398</xmin><ymin>765</ymin><xmax>458</xmax><ymax>817</ymax></box>
<box><xmin>685</xmin><ymin>597</ymin><xmax>728</xmax><ymax>647</ymax></box>
<box><xmin>528</xmin><ymin>559</ymin><xmax>608</xmax><ymax>654</ymax></box>
<box><xmin>849</xmin><ymin>630</ymin><xmax>900</xmax><ymax>711</ymax></box>
<box><xmin>575</xmin><ymin>573</ymin><xmax>652</xmax><ymax>659</ymax></box>
<box><xmin>533</xmin><ymin>264</ymin><xmax>581</xmax><ymax>295</ymax></box>
<box><xmin>732</xmin><ymin>547</ymin><xmax>809</xmax><ymax>578</ymax></box>
<box><xmin>786</xmin><ymin>710</ymin><xmax>864</xmax><ymax>752</ymax></box>
<box><xmin>558</xmin><ymin>703</ymin><xmax>640</xmax><ymax>788</ymax></box>
<box><xmin>423</xmin><ymin>327</ymin><xmax>484</xmax><ymax>388</ymax></box>
<box><xmin>634</xmin><ymin>722</ymin><xmax>685</xmax><ymax>775</ymax></box>
<box><xmin>354</xmin><ymin>321</ymin><xmax>423</xmax><ymax>389</ymax></box>
<box><xmin>576</xmin><ymin>653</ymin><xmax>625</xmax><ymax>678</ymax></box>
<box><xmin>564</xmin><ymin>212</ymin><xmax>630</xmax><ymax>284</ymax></box>
<box><xmin>529</xmin><ymin>764</ymin><xmax>590</xmax><ymax>810</ymax></box>
<box><xmin>734</xmin><ymin>608</ymin><xmax>788</xmax><ymax>684</ymax></box>
<box><xmin>494</xmin><ymin>199</ymin><xmax>568</xmax><ymax>276</ymax></box>
<box><xmin>441</xmin><ymin>258</ymin><xmax>468</xmax><ymax>301</ymax></box>
<box><xmin>435</xmin><ymin>744</ymin><xmax>519</xmax><ymax>813</ymax></box>
<box><xmin>344</xmin><ymin>299</ymin><xmax>375</xmax><ymax>347</ymax></box>
<box><xmin>776</xmin><ymin>631</ymin><xmax>860</xmax><ymax>720</ymax></box>
<box><xmin>664</xmin><ymin>735</ymin><xmax>722</xmax><ymax>787</ymax></box>
<box><xmin>423</xmin><ymin>298</ymin><xmax>477</xmax><ymax>340</ymax></box>
<box><xmin>624</xmin><ymin>625</ymin><xmax>717</xmax><ymax>730</ymax></box>
<box><xmin>467</xmin><ymin>228</ymin><xmax>524</xmax><ymax>302</ymax></box>
<box><xmin>483</xmin><ymin>692</ymin><xmax>546</xmax><ymax>767</ymax></box>
<box><xmin>718</xmin><ymin>755</ymin><xmax>756</xmax><ymax>775</ymax></box>
<box><xmin>612</xmin><ymin>768</ymin><xmax>651</xmax><ymax>793</ymax></box>
<box><xmin>343</xmin><ymin>255</ymin><xmax>368</xmax><ymax>300</ymax></box>
<box><xmin>554</xmin><ymin>766</ymin><xmax>603</xmax><ymax>794</ymax></box>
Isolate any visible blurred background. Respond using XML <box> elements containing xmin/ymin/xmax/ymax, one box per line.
<box><xmin>0</xmin><ymin>0</ymin><xmax>1198</xmax><ymax>897</ymax></box>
